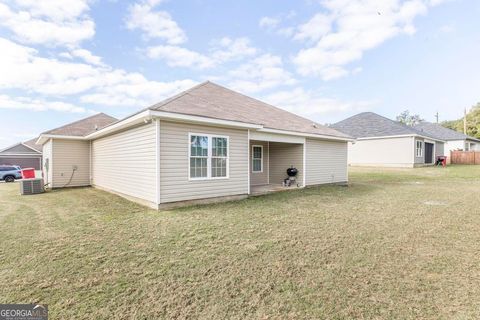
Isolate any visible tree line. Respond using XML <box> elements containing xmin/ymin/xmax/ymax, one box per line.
<box><xmin>396</xmin><ymin>102</ymin><xmax>480</xmax><ymax>138</ymax></box>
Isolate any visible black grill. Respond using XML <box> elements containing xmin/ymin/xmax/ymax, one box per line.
<box><xmin>286</xmin><ymin>167</ymin><xmax>298</xmax><ymax>177</ymax></box>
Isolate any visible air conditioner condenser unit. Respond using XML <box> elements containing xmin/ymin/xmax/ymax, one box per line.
<box><xmin>20</xmin><ymin>178</ymin><xmax>45</xmax><ymax>195</ymax></box>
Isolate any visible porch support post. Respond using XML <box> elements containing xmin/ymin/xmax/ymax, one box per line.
<box><xmin>303</xmin><ymin>138</ymin><xmax>306</xmax><ymax>187</ymax></box>
<box><xmin>155</xmin><ymin>119</ymin><xmax>161</xmax><ymax>205</ymax></box>
<box><xmin>247</xmin><ymin>130</ymin><xmax>250</xmax><ymax>195</ymax></box>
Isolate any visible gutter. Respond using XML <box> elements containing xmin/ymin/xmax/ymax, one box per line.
<box><xmin>357</xmin><ymin>134</ymin><xmax>445</xmax><ymax>143</ymax></box>
<box><xmin>37</xmin><ymin>109</ymin><xmax>353</xmax><ymax>144</ymax></box>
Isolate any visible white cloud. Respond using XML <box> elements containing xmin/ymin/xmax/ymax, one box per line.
<box><xmin>80</xmin><ymin>78</ymin><xmax>197</xmax><ymax>107</ymax></box>
<box><xmin>126</xmin><ymin>1</ymin><xmax>187</xmax><ymax>45</ymax></box>
<box><xmin>294</xmin><ymin>13</ymin><xmax>332</xmax><ymax>42</ymax></box>
<box><xmin>0</xmin><ymin>95</ymin><xmax>91</xmax><ymax>113</ymax></box>
<box><xmin>263</xmin><ymin>87</ymin><xmax>376</xmax><ymax>120</ymax></box>
<box><xmin>60</xmin><ymin>49</ymin><xmax>104</xmax><ymax>66</ymax></box>
<box><xmin>258</xmin><ymin>14</ymin><xmax>295</xmax><ymax>37</ymax></box>
<box><xmin>0</xmin><ymin>37</ymin><xmax>197</xmax><ymax>109</ymax></box>
<box><xmin>0</xmin><ymin>1</ymin><xmax>94</xmax><ymax>46</ymax></box>
<box><xmin>146</xmin><ymin>45</ymin><xmax>213</xmax><ymax>69</ymax></box>
<box><xmin>146</xmin><ymin>37</ymin><xmax>258</xmax><ymax>69</ymax></box>
<box><xmin>259</xmin><ymin>16</ymin><xmax>280</xmax><ymax>29</ymax></box>
<box><xmin>293</xmin><ymin>0</ymin><xmax>435</xmax><ymax>80</ymax></box>
<box><xmin>210</xmin><ymin>37</ymin><xmax>258</xmax><ymax>62</ymax></box>
<box><xmin>227</xmin><ymin>54</ymin><xmax>296</xmax><ymax>94</ymax></box>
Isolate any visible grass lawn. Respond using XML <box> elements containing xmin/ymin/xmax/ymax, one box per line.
<box><xmin>1</xmin><ymin>166</ymin><xmax>480</xmax><ymax>319</ymax></box>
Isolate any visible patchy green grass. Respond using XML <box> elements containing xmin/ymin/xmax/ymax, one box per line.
<box><xmin>1</xmin><ymin>165</ymin><xmax>480</xmax><ymax>319</ymax></box>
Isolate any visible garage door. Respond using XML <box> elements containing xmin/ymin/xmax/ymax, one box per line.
<box><xmin>0</xmin><ymin>157</ymin><xmax>41</xmax><ymax>169</ymax></box>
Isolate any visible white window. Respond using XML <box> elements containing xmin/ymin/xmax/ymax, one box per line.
<box><xmin>416</xmin><ymin>140</ymin><xmax>423</xmax><ymax>157</ymax></box>
<box><xmin>465</xmin><ymin>142</ymin><xmax>471</xmax><ymax>151</ymax></box>
<box><xmin>189</xmin><ymin>133</ymin><xmax>229</xmax><ymax>180</ymax></box>
<box><xmin>252</xmin><ymin>145</ymin><xmax>263</xmax><ymax>172</ymax></box>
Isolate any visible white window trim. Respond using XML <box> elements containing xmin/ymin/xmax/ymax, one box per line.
<box><xmin>251</xmin><ymin>145</ymin><xmax>263</xmax><ymax>173</ymax></box>
<box><xmin>416</xmin><ymin>140</ymin><xmax>423</xmax><ymax>157</ymax></box>
<box><xmin>188</xmin><ymin>132</ymin><xmax>230</xmax><ymax>181</ymax></box>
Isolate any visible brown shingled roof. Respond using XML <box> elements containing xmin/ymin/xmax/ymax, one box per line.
<box><xmin>42</xmin><ymin>113</ymin><xmax>118</xmax><ymax>137</ymax></box>
<box><xmin>149</xmin><ymin>81</ymin><xmax>350</xmax><ymax>138</ymax></box>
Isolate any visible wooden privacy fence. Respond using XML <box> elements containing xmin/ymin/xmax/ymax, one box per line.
<box><xmin>450</xmin><ymin>151</ymin><xmax>480</xmax><ymax>165</ymax></box>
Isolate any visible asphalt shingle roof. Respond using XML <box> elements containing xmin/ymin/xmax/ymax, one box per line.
<box><xmin>22</xmin><ymin>138</ymin><xmax>42</xmax><ymax>152</ymax></box>
<box><xmin>148</xmin><ymin>81</ymin><xmax>350</xmax><ymax>139</ymax></box>
<box><xmin>414</xmin><ymin>122</ymin><xmax>480</xmax><ymax>142</ymax></box>
<box><xmin>331</xmin><ymin>112</ymin><xmax>441</xmax><ymax>140</ymax></box>
<box><xmin>42</xmin><ymin>113</ymin><xmax>118</xmax><ymax>137</ymax></box>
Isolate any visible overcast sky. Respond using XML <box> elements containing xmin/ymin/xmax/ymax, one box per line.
<box><xmin>0</xmin><ymin>0</ymin><xmax>479</xmax><ymax>148</ymax></box>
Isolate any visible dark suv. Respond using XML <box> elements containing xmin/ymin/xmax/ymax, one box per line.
<box><xmin>0</xmin><ymin>165</ymin><xmax>22</xmax><ymax>182</ymax></box>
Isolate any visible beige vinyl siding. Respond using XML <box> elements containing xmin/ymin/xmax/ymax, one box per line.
<box><xmin>250</xmin><ymin>140</ymin><xmax>269</xmax><ymax>186</ymax></box>
<box><xmin>42</xmin><ymin>139</ymin><xmax>53</xmax><ymax>186</ymax></box>
<box><xmin>268</xmin><ymin>142</ymin><xmax>303</xmax><ymax>186</ymax></box>
<box><xmin>51</xmin><ymin>139</ymin><xmax>90</xmax><ymax>188</ymax></box>
<box><xmin>349</xmin><ymin>137</ymin><xmax>415</xmax><ymax>167</ymax></box>
<box><xmin>92</xmin><ymin>123</ymin><xmax>157</xmax><ymax>203</ymax></box>
<box><xmin>160</xmin><ymin>121</ymin><xmax>248</xmax><ymax>203</ymax></box>
<box><xmin>305</xmin><ymin>139</ymin><xmax>348</xmax><ymax>185</ymax></box>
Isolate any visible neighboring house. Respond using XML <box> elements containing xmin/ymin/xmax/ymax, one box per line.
<box><xmin>36</xmin><ymin>81</ymin><xmax>352</xmax><ymax>209</ymax></box>
<box><xmin>332</xmin><ymin>112</ymin><xmax>445</xmax><ymax>168</ymax></box>
<box><xmin>0</xmin><ymin>138</ymin><xmax>43</xmax><ymax>170</ymax></box>
<box><xmin>414</xmin><ymin>122</ymin><xmax>480</xmax><ymax>156</ymax></box>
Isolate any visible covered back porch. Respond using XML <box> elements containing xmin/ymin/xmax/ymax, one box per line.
<box><xmin>249</xmin><ymin>131</ymin><xmax>305</xmax><ymax>195</ymax></box>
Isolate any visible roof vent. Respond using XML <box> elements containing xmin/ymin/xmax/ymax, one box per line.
<box><xmin>94</xmin><ymin>125</ymin><xmax>98</xmax><ymax>131</ymax></box>
<box><xmin>312</xmin><ymin>123</ymin><xmax>318</xmax><ymax>128</ymax></box>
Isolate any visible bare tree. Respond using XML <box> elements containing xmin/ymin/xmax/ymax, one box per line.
<box><xmin>396</xmin><ymin>110</ymin><xmax>424</xmax><ymax>126</ymax></box>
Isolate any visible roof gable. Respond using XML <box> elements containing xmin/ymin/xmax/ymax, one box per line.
<box><xmin>0</xmin><ymin>143</ymin><xmax>40</xmax><ymax>154</ymax></box>
<box><xmin>23</xmin><ymin>138</ymin><xmax>42</xmax><ymax>152</ymax></box>
<box><xmin>42</xmin><ymin>113</ymin><xmax>118</xmax><ymax>137</ymax></box>
<box><xmin>414</xmin><ymin>122</ymin><xmax>480</xmax><ymax>142</ymax></box>
<box><xmin>149</xmin><ymin>81</ymin><xmax>350</xmax><ymax>139</ymax></box>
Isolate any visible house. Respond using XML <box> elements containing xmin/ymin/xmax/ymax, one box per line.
<box><xmin>0</xmin><ymin>138</ymin><xmax>43</xmax><ymax>172</ymax></box>
<box><xmin>414</xmin><ymin>122</ymin><xmax>480</xmax><ymax>157</ymax></box>
<box><xmin>331</xmin><ymin>112</ymin><xmax>445</xmax><ymax>168</ymax></box>
<box><xmin>36</xmin><ymin>81</ymin><xmax>352</xmax><ymax>209</ymax></box>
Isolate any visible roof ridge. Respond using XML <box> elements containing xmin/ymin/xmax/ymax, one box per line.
<box><xmin>203</xmin><ymin>81</ymin><xmax>330</xmax><ymax>127</ymax></box>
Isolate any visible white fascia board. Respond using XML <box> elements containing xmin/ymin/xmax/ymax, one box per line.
<box><xmin>357</xmin><ymin>134</ymin><xmax>445</xmax><ymax>143</ymax></box>
<box><xmin>85</xmin><ymin>110</ymin><xmax>152</xmax><ymax>140</ymax></box>
<box><xmin>414</xmin><ymin>134</ymin><xmax>445</xmax><ymax>143</ymax></box>
<box><xmin>0</xmin><ymin>153</ymin><xmax>42</xmax><ymax>157</ymax></box>
<box><xmin>257</xmin><ymin>128</ymin><xmax>353</xmax><ymax>142</ymax></box>
<box><xmin>150</xmin><ymin>111</ymin><xmax>262</xmax><ymax>129</ymax></box>
<box><xmin>85</xmin><ymin>110</ymin><xmax>262</xmax><ymax>141</ymax></box>
<box><xmin>36</xmin><ymin>134</ymin><xmax>86</xmax><ymax>145</ymax></box>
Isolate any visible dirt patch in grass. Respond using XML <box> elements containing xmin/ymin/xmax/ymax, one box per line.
<box><xmin>1</xmin><ymin>165</ymin><xmax>480</xmax><ymax>319</ymax></box>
